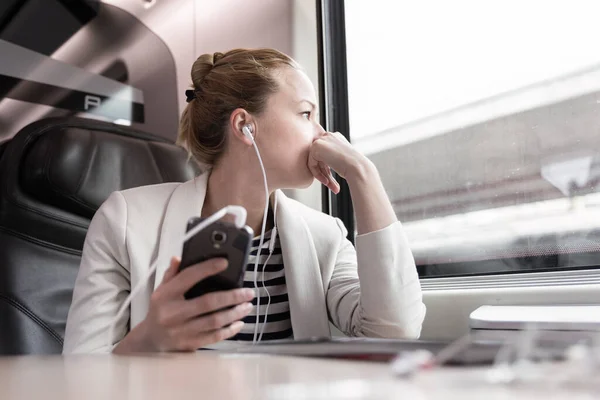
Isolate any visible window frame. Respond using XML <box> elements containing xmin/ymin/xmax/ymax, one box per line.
<box><xmin>316</xmin><ymin>0</ymin><xmax>355</xmax><ymax>244</ymax></box>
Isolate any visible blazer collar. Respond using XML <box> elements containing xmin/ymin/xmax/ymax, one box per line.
<box><xmin>276</xmin><ymin>193</ymin><xmax>331</xmax><ymax>339</ymax></box>
<box><xmin>153</xmin><ymin>172</ymin><xmax>331</xmax><ymax>339</ymax></box>
<box><xmin>153</xmin><ymin>173</ymin><xmax>207</xmax><ymax>289</ymax></box>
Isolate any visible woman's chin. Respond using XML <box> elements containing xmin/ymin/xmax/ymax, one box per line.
<box><xmin>299</xmin><ymin>176</ymin><xmax>316</xmax><ymax>189</ymax></box>
<box><xmin>281</xmin><ymin>173</ymin><xmax>315</xmax><ymax>190</ymax></box>
<box><xmin>298</xmin><ymin>171</ymin><xmax>318</xmax><ymax>188</ymax></box>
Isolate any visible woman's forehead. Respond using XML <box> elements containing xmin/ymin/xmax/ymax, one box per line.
<box><xmin>274</xmin><ymin>67</ymin><xmax>317</xmax><ymax>104</ymax></box>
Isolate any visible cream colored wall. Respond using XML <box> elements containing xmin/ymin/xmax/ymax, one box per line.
<box><xmin>103</xmin><ymin>0</ymin><xmax>293</xmax><ymax>117</ymax></box>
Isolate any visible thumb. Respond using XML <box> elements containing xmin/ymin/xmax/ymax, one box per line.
<box><xmin>161</xmin><ymin>256</ymin><xmax>180</xmax><ymax>284</ymax></box>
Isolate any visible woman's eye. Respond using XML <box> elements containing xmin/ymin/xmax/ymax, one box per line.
<box><xmin>301</xmin><ymin>111</ymin><xmax>311</xmax><ymax>119</ymax></box>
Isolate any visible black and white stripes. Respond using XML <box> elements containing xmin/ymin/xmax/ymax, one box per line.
<box><xmin>228</xmin><ymin>230</ymin><xmax>293</xmax><ymax>341</ymax></box>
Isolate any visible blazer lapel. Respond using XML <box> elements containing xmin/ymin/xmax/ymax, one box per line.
<box><xmin>276</xmin><ymin>191</ymin><xmax>331</xmax><ymax>339</ymax></box>
<box><xmin>153</xmin><ymin>172</ymin><xmax>208</xmax><ymax>289</ymax></box>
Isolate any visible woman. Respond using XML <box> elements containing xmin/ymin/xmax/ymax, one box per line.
<box><xmin>63</xmin><ymin>48</ymin><xmax>426</xmax><ymax>354</ymax></box>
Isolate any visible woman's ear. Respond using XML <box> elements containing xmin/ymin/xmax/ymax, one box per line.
<box><xmin>230</xmin><ymin>108</ymin><xmax>254</xmax><ymax>146</ymax></box>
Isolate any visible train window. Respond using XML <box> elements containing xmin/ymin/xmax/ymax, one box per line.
<box><xmin>344</xmin><ymin>0</ymin><xmax>600</xmax><ymax>277</ymax></box>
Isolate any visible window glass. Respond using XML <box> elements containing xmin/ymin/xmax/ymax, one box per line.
<box><xmin>345</xmin><ymin>0</ymin><xmax>600</xmax><ymax>276</ymax></box>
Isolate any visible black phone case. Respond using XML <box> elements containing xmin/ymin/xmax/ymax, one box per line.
<box><xmin>179</xmin><ymin>217</ymin><xmax>253</xmax><ymax>300</ymax></box>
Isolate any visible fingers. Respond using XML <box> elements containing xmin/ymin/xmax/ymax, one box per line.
<box><xmin>189</xmin><ymin>321</ymin><xmax>246</xmax><ymax>350</ymax></box>
<box><xmin>318</xmin><ymin>161</ymin><xmax>330</xmax><ymax>182</ymax></box>
<box><xmin>179</xmin><ymin>287</ymin><xmax>255</xmax><ymax>320</ymax></box>
<box><xmin>318</xmin><ymin>162</ymin><xmax>340</xmax><ymax>194</ymax></box>
<box><xmin>309</xmin><ymin>134</ymin><xmax>342</xmax><ymax>193</ymax></box>
<box><xmin>166</xmin><ymin>319</ymin><xmax>246</xmax><ymax>352</ymax></box>
<box><xmin>331</xmin><ymin>131</ymin><xmax>349</xmax><ymax>142</ymax></box>
<box><xmin>161</xmin><ymin>257</ymin><xmax>181</xmax><ymax>284</ymax></box>
<box><xmin>308</xmin><ymin>156</ymin><xmax>329</xmax><ymax>186</ymax></box>
<box><xmin>309</xmin><ymin>146</ymin><xmax>340</xmax><ymax>193</ymax></box>
<box><xmin>161</xmin><ymin>258</ymin><xmax>228</xmax><ymax>299</ymax></box>
<box><xmin>308</xmin><ymin>141</ymin><xmax>331</xmax><ymax>186</ymax></box>
<box><xmin>181</xmin><ymin>302</ymin><xmax>253</xmax><ymax>337</ymax></box>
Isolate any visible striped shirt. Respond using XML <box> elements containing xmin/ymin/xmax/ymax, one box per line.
<box><xmin>227</xmin><ymin>229</ymin><xmax>293</xmax><ymax>342</ymax></box>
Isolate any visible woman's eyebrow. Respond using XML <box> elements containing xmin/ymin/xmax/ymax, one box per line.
<box><xmin>296</xmin><ymin>99</ymin><xmax>317</xmax><ymax>109</ymax></box>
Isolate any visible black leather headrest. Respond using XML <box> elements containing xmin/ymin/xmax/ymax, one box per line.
<box><xmin>17</xmin><ymin>118</ymin><xmax>199</xmax><ymax>219</ymax></box>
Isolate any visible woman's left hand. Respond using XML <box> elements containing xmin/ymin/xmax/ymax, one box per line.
<box><xmin>308</xmin><ymin>131</ymin><xmax>370</xmax><ymax>193</ymax></box>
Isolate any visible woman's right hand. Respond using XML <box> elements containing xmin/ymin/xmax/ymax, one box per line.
<box><xmin>115</xmin><ymin>257</ymin><xmax>254</xmax><ymax>353</ymax></box>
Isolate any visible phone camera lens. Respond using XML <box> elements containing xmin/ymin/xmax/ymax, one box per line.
<box><xmin>211</xmin><ymin>231</ymin><xmax>227</xmax><ymax>245</ymax></box>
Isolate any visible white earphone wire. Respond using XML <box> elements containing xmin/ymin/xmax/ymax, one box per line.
<box><xmin>246</xmin><ymin>127</ymin><xmax>271</xmax><ymax>345</ymax></box>
<box><xmin>257</xmin><ymin>192</ymin><xmax>277</xmax><ymax>343</ymax></box>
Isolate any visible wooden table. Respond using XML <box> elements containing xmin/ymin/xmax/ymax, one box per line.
<box><xmin>0</xmin><ymin>353</ymin><xmax>596</xmax><ymax>399</ymax></box>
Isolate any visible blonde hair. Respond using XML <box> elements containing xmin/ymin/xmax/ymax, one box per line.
<box><xmin>177</xmin><ymin>48</ymin><xmax>299</xmax><ymax>166</ymax></box>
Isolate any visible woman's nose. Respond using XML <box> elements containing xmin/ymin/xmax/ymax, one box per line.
<box><xmin>314</xmin><ymin>123</ymin><xmax>326</xmax><ymax>138</ymax></box>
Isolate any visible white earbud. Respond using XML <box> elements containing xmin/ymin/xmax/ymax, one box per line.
<box><xmin>242</xmin><ymin>125</ymin><xmax>254</xmax><ymax>141</ymax></box>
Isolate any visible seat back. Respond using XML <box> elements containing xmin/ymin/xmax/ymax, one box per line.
<box><xmin>0</xmin><ymin>117</ymin><xmax>199</xmax><ymax>355</ymax></box>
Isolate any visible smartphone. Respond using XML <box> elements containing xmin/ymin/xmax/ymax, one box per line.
<box><xmin>179</xmin><ymin>216</ymin><xmax>254</xmax><ymax>300</ymax></box>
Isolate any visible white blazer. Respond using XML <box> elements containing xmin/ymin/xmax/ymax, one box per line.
<box><xmin>63</xmin><ymin>172</ymin><xmax>426</xmax><ymax>353</ymax></box>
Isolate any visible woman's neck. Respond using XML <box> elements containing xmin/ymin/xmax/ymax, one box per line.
<box><xmin>201</xmin><ymin>163</ymin><xmax>275</xmax><ymax>236</ymax></box>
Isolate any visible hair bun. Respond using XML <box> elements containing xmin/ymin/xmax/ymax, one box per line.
<box><xmin>190</xmin><ymin>53</ymin><xmax>216</xmax><ymax>89</ymax></box>
<box><xmin>213</xmin><ymin>52</ymin><xmax>225</xmax><ymax>64</ymax></box>
<box><xmin>191</xmin><ymin>52</ymin><xmax>226</xmax><ymax>89</ymax></box>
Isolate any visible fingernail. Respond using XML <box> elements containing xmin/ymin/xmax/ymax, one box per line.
<box><xmin>231</xmin><ymin>321</ymin><xmax>245</xmax><ymax>330</ymax></box>
<box><xmin>243</xmin><ymin>288</ymin><xmax>255</xmax><ymax>298</ymax></box>
<box><xmin>240</xmin><ymin>302</ymin><xmax>253</xmax><ymax>311</ymax></box>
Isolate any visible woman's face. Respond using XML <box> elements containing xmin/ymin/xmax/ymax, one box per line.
<box><xmin>254</xmin><ymin>67</ymin><xmax>325</xmax><ymax>189</ymax></box>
